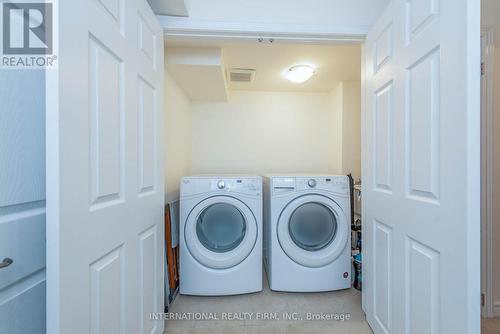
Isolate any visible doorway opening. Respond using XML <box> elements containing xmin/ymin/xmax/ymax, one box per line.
<box><xmin>163</xmin><ymin>39</ymin><xmax>365</xmax><ymax>333</ymax></box>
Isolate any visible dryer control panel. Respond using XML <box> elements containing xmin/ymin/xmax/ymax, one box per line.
<box><xmin>182</xmin><ymin>176</ymin><xmax>262</xmax><ymax>197</ymax></box>
<box><xmin>271</xmin><ymin>175</ymin><xmax>349</xmax><ymax>195</ymax></box>
<box><xmin>296</xmin><ymin>176</ymin><xmax>349</xmax><ymax>192</ymax></box>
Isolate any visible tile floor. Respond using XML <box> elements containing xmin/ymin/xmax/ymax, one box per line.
<box><xmin>165</xmin><ymin>276</ymin><xmax>372</xmax><ymax>334</ymax></box>
<box><xmin>482</xmin><ymin>318</ymin><xmax>500</xmax><ymax>334</ymax></box>
<box><xmin>165</xmin><ymin>277</ymin><xmax>500</xmax><ymax>334</ymax></box>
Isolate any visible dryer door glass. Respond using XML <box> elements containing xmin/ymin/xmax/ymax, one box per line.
<box><xmin>196</xmin><ymin>203</ymin><xmax>247</xmax><ymax>253</ymax></box>
<box><xmin>288</xmin><ymin>202</ymin><xmax>337</xmax><ymax>251</ymax></box>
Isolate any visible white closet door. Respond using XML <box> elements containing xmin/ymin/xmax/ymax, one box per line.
<box><xmin>46</xmin><ymin>1</ymin><xmax>165</xmax><ymax>333</ymax></box>
<box><xmin>362</xmin><ymin>0</ymin><xmax>480</xmax><ymax>333</ymax></box>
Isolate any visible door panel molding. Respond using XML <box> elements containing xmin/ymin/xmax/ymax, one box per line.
<box><xmin>46</xmin><ymin>1</ymin><xmax>165</xmax><ymax>333</ymax></box>
<box><xmin>363</xmin><ymin>0</ymin><xmax>481</xmax><ymax>333</ymax></box>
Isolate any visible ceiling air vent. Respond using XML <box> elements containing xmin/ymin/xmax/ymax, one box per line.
<box><xmin>228</xmin><ymin>68</ymin><xmax>256</xmax><ymax>83</ymax></box>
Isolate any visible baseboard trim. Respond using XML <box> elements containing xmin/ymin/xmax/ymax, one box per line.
<box><xmin>493</xmin><ymin>302</ymin><xmax>500</xmax><ymax>317</ymax></box>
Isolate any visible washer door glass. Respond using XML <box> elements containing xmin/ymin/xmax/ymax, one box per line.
<box><xmin>288</xmin><ymin>202</ymin><xmax>337</xmax><ymax>251</ymax></box>
<box><xmin>196</xmin><ymin>203</ymin><xmax>246</xmax><ymax>253</ymax></box>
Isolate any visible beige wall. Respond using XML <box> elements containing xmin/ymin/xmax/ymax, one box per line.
<box><xmin>190</xmin><ymin>90</ymin><xmax>344</xmax><ymax>175</ymax></box>
<box><xmin>165</xmin><ymin>78</ymin><xmax>362</xmax><ymax>198</ymax></box>
<box><xmin>165</xmin><ymin>70</ymin><xmax>192</xmax><ymax>202</ymax></box>
<box><xmin>482</xmin><ymin>0</ymin><xmax>500</xmax><ymax>316</ymax></box>
<box><xmin>340</xmin><ymin>81</ymin><xmax>362</xmax><ymax>180</ymax></box>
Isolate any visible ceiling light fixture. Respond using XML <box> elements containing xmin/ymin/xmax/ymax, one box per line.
<box><xmin>285</xmin><ymin>65</ymin><xmax>315</xmax><ymax>83</ymax></box>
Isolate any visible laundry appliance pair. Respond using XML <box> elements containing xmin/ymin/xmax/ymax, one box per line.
<box><xmin>179</xmin><ymin>175</ymin><xmax>351</xmax><ymax>296</ymax></box>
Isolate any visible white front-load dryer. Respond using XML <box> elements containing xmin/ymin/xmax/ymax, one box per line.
<box><xmin>263</xmin><ymin>175</ymin><xmax>351</xmax><ymax>292</ymax></box>
<box><xmin>180</xmin><ymin>176</ymin><xmax>262</xmax><ymax>295</ymax></box>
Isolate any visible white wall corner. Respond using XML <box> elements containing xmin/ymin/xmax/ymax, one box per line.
<box><xmin>330</xmin><ymin>81</ymin><xmax>362</xmax><ymax>179</ymax></box>
<box><xmin>148</xmin><ymin>0</ymin><xmax>189</xmax><ymax>17</ymax></box>
<box><xmin>330</xmin><ymin>82</ymin><xmax>344</xmax><ymax>174</ymax></box>
<box><xmin>164</xmin><ymin>70</ymin><xmax>193</xmax><ymax>203</ymax></box>
<box><xmin>165</xmin><ymin>47</ymin><xmax>228</xmax><ymax>102</ymax></box>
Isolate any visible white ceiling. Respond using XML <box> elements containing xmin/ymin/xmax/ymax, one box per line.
<box><xmin>224</xmin><ymin>43</ymin><xmax>360</xmax><ymax>92</ymax></box>
<box><xmin>167</xmin><ymin>41</ymin><xmax>361</xmax><ymax>93</ymax></box>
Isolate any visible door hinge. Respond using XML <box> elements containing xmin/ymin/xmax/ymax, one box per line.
<box><xmin>481</xmin><ymin>293</ymin><xmax>485</xmax><ymax>306</ymax></box>
<box><xmin>481</xmin><ymin>62</ymin><xmax>485</xmax><ymax>76</ymax></box>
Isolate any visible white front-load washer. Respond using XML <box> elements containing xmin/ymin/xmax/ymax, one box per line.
<box><xmin>263</xmin><ymin>175</ymin><xmax>351</xmax><ymax>292</ymax></box>
<box><xmin>180</xmin><ymin>175</ymin><xmax>262</xmax><ymax>295</ymax></box>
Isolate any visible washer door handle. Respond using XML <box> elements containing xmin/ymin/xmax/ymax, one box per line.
<box><xmin>0</xmin><ymin>258</ymin><xmax>13</xmax><ymax>269</ymax></box>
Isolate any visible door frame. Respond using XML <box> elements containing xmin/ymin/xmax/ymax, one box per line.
<box><xmin>157</xmin><ymin>15</ymin><xmax>368</xmax><ymax>44</ymax></box>
<box><xmin>157</xmin><ymin>6</ymin><xmax>484</xmax><ymax>326</ymax></box>
<box><xmin>481</xmin><ymin>27</ymin><xmax>495</xmax><ymax>318</ymax></box>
